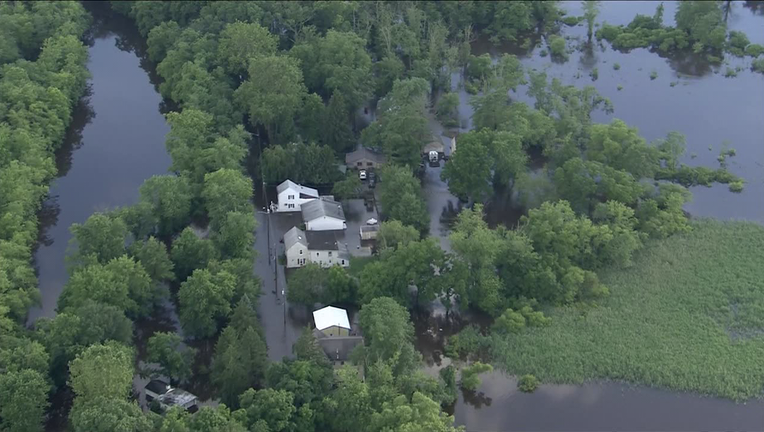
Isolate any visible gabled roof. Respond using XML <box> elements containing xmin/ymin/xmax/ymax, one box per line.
<box><xmin>345</xmin><ymin>147</ymin><xmax>387</xmax><ymax>165</ymax></box>
<box><xmin>284</xmin><ymin>226</ymin><xmax>308</xmax><ymax>250</ymax></box>
<box><xmin>277</xmin><ymin>179</ymin><xmax>318</xmax><ymax>198</ymax></box>
<box><xmin>313</xmin><ymin>306</ymin><xmax>351</xmax><ymax>331</ymax></box>
<box><xmin>301</xmin><ymin>197</ymin><xmax>345</xmax><ymax>222</ymax></box>
<box><xmin>314</xmin><ymin>331</ymin><xmax>364</xmax><ymax>361</ymax></box>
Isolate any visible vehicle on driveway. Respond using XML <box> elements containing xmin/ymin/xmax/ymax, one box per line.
<box><xmin>359</xmin><ymin>169</ymin><xmax>367</xmax><ymax>180</ymax></box>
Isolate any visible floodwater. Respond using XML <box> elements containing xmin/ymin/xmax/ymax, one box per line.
<box><xmin>437</xmin><ymin>2</ymin><xmax>764</xmax><ymax>430</ymax></box>
<box><xmin>27</xmin><ymin>4</ymin><xmax>172</xmax><ymax>321</ymax></box>
<box><xmin>457</xmin><ymin>0</ymin><xmax>764</xmax><ymax>227</ymax></box>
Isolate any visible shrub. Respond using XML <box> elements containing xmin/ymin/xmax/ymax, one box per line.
<box><xmin>561</xmin><ymin>16</ymin><xmax>582</xmax><ymax>26</ymax></box>
<box><xmin>617</xmin><ymin>84</ymin><xmax>623</xmax><ymax>91</ymax></box>
<box><xmin>613</xmin><ymin>62</ymin><xmax>621</xmax><ymax>70</ymax></box>
<box><xmin>590</xmin><ymin>67</ymin><xmax>599</xmax><ymax>81</ymax></box>
<box><xmin>436</xmin><ymin>92</ymin><xmax>460</xmax><ymax>126</ymax></box>
<box><xmin>518</xmin><ymin>374</ymin><xmax>539</xmax><ymax>393</ymax></box>
<box><xmin>540</xmin><ymin>49</ymin><xmax>548</xmax><ymax>57</ymax></box>
<box><xmin>727</xmin><ymin>31</ymin><xmax>750</xmax><ymax>57</ymax></box>
<box><xmin>729</xmin><ymin>181</ymin><xmax>744</xmax><ymax>193</ymax></box>
<box><xmin>753</xmin><ymin>58</ymin><xmax>764</xmax><ymax>74</ymax></box>
<box><xmin>745</xmin><ymin>44</ymin><xmax>764</xmax><ymax>57</ymax></box>
<box><xmin>650</xmin><ymin>70</ymin><xmax>658</xmax><ymax>80</ymax></box>
<box><xmin>724</xmin><ymin>68</ymin><xmax>737</xmax><ymax>78</ymax></box>
<box><xmin>460</xmin><ymin>362</ymin><xmax>493</xmax><ymax>391</ymax></box>
<box><xmin>548</xmin><ymin>35</ymin><xmax>567</xmax><ymax>59</ymax></box>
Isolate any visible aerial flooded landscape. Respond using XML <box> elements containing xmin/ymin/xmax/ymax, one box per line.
<box><xmin>1</xmin><ymin>1</ymin><xmax>763</xmax><ymax>431</ymax></box>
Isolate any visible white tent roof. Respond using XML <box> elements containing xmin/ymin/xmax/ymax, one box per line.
<box><xmin>313</xmin><ymin>306</ymin><xmax>351</xmax><ymax>331</ymax></box>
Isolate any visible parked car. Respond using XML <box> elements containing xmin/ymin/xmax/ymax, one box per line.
<box><xmin>359</xmin><ymin>169</ymin><xmax>367</xmax><ymax>180</ymax></box>
<box><xmin>368</xmin><ymin>177</ymin><xmax>376</xmax><ymax>188</ymax></box>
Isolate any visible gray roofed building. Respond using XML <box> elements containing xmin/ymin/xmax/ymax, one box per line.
<box><xmin>305</xmin><ymin>230</ymin><xmax>342</xmax><ymax>250</ymax></box>
<box><xmin>313</xmin><ymin>329</ymin><xmax>364</xmax><ymax>363</ymax></box>
<box><xmin>284</xmin><ymin>226</ymin><xmax>308</xmax><ymax>250</ymax></box>
<box><xmin>345</xmin><ymin>147</ymin><xmax>387</xmax><ymax>170</ymax></box>
<box><xmin>302</xmin><ymin>197</ymin><xmax>345</xmax><ymax>220</ymax></box>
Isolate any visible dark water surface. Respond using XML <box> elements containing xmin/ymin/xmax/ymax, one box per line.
<box><xmin>27</xmin><ymin>4</ymin><xmax>172</xmax><ymax>322</ymax></box>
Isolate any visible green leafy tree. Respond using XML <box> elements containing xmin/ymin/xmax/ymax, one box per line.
<box><xmin>493</xmin><ymin>308</ymin><xmax>526</xmax><ymax>334</ymax></box>
<box><xmin>0</xmin><ymin>369</ymin><xmax>49</xmax><ymax>432</ymax></box>
<box><xmin>69</xmin><ymin>342</ymin><xmax>134</xmax><ymax>403</ymax></box>
<box><xmin>235</xmin><ymin>55</ymin><xmax>307</xmax><ymax>142</ymax></box>
<box><xmin>287</xmin><ymin>264</ymin><xmax>328</xmax><ymax>306</ymax></box>
<box><xmin>211</xmin><ymin>211</ymin><xmax>256</xmax><ymax>260</ymax></box>
<box><xmin>211</xmin><ymin>325</ymin><xmax>267</xmax><ymax>407</ymax></box>
<box><xmin>130</xmin><ymin>236</ymin><xmax>175</xmax><ymax>282</ymax></box>
<box><xmin>377</xmin><ymin>165</ymin><xmax>430</xmax><ymax>235</ymax></box>
<box><xmin>358</xmin><ymin>297</ymin><xmax>419</xmax><ymax>375</ymax></box>
<box><xmin>582</xmin><ymin>1</ymin><xmax>601</xmax><ymax>40</ymax></box>
<box><xmin>171</xmin><ymin>227</ymin><xmax>219</xmax><ymax>281</ymax></box>
<box><xmin>238</xmin><ymin>388</ymin><xmax>297</xmax><ymax>432</ymax></box>
<box><xmin>459</xmin><ymin>362</ymin><xmax>493</xmax><ymax>391</ymax></box>
<box><xmin>202</xmin><ymin>169</ymin><xmax>253</xmax><ymax>224</ymax></box>
<box><xmin>331</xmin><ymin>175</ymin><xmax>362</xmax><ymax>201</ymax></box>
<box><xmin>675</xmin><ymin>1</ymin><xmax>726</xmax><ymax>52</ymax></box>
<box><xmin>187</xmin><ymin>405</ymin><xmax>247</xmax><ymax>431</ymax></box>
<box><xmin>322</xmin><ymin>91</ymin><xmax>355</xmax><ymax>153</ymax></box>
<box><xmin>178</xmin><ymin>268</ymin><xmax>236</xmax><ymax>338</ymax></box>
<box><xmin>441</xmin><ymin>132</ymin><xmax>493</xmax><ymax>202</ymax></box>
<box><xmin>70</xmin><ymin>397</ymin><xmax>152</xmax><ymax>432</ymax></box>
<box><xmin>217</xmin><ymin>22</ymin><xmax>277</xmax><ymax>76</ymax></box>
<box><xmin>68</xmin><ymin>213</ymin><xmax>127</xmax><ymax>266</ymax></box>
<box><xmin>147</xmin><ymin>332</ymin><xmax>196</xmax><ymax>384</ymax></box>
<box><xmin>139</xmin><ymin>175</ymin><xmax>193</xmax><ymax>236</ymax></box>
<box><xmin>368</xmin><ymin>392</ymin><xmax>462</xmax><ymax>432</ymax></box>
<box><xmin>377</xmin><ymin>220</ymin><xmax>420</xmax><ymax>250</ymax></box>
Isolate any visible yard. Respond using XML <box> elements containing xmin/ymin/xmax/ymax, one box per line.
<box><xmin>491</xmin><ymin>220</ymin><xmax>764</xmax><ymax>401</ymax></box>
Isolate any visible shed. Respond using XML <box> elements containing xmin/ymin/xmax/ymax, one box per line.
<box><xmin>302</xmin><ymin>197</ymin><xmax>346</xmax><ymax>231</ymax></box>
<box><xmin>313</xmin><ymin>306</ymin><xmax>351</xmax><ymax>337</ymax></box>
<box><xmin>360</xmin><ymin>224</ymin><xmax>379</xmax><ymax>240</ymax></box>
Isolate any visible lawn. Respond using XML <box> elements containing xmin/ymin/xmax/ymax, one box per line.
<box><xmin>491</xmin><ymin>220</ymin><xmax>764</xmax><ymax>400</ymax></box>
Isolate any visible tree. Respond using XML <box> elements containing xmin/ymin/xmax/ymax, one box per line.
<box><xmin>548</xmin><ymin>35</ymin><xmax>567</xmax><ymax>59</ymax></box>
<box><xmin>217</xmin><ymin>22</ymin><xmax>277</xmax><ymax>76</ymax></box>
<box><xmin>493</xmin><ymin>308</ymin><xmax>526</xmax><ymax>334</ymax></box>
<box><xmin>368</xmin><ymin>392</ymin><xmax>461</xmax><ymax>432</ymax></box>
<box><xmin>287</xmin><ymin>264</ymin><xmax>328</xmax><ymax>306</ymax></box>
<box><xmin>147</xmin><ymin>332</ymin><xmax>196</xmax><ymax>384</ymax></box>
<box><xmin>235</xmin><ymin>55</ymin><xmax>307</xmax><ymax>142</ymax></box>
<box><xmin>582</xmin><ymin>1</ymin><xmax>601</xmax><ymax>40</ymax></box>
<box><xmin>139</xmin><ymin>175</ymin><xmax>193</xmax><ymax>236</ymax></box>
<box><xmin>435</xmin><ymin>92</ymin><xmax>460</xmax><ymax>126</ymax></box>
<box><xmin>68</xmin><ymin>213</ymin><xmax>127</xmax><ymax>266</ymax></box>
<box><xmin>211</xmin><ymin>211</ymin><xmax>256</xmax><ymax>260</ymax></box>
<box><xmin>238</xmin><ymin>388</ymin><xmax>296</xmax><ymax>432</ymax></box>
<box><xmin>675</xmin><ymin>1</ymin><xmax>726</xmax><ymax>52</ymax></box>
<box><xmin>459</xmin><ymin>362</ymin><xmax>493</xmax><ymax>391</ymax></box>
<box><xmin>104</xmin><ymin>255</ymin><xmax>157</xmax><ymax>318</ymax></box>
<box><xmin>441</xmin><ymin>131</ymin><xmax>493</xmax><ymax>202</ymax></box>
<box><xmin>0</xmin><ymin>369</ymin><xmax>49</xmax><ymax>432</ymax></box>
<box><xmin>358</xmin><ymin>297</ymin><xmax>418</xmax><ymax>372</ymax></box>
<box><xmin>178</xmin><ymin>268</ymin><xmax>236</xmax><ymax>338</ymax></box>
<box><xmin>131</xmin><ymin>236</ymin><xmax>175</xmax><ymax>282</ymax></box>
<box><xmin>186</xmin><ymin>406</ymin><xmax>247</xmax><ymax>431</ymax></box>
<box><xmin>377</xmin><ymin>220</ymin><xmax>420</xmax><ymax>250</ymax></box>
<box><xmin>322</xmin><ymin>91</ymin><xmax>355</xmax><ymax>153</ymax></box>
<box><xmin>331</xmin><ymin>175</ymin><xmax>362</xmax><ymax>201</ymax></box>
<box><xmin>202</xmin><ymin>169</ymin><xmax>253</xmax><ymax>224</ymax></box>
<box><xmin>69</xmin><ymin>342</ymin><xmax>134</xmax><ymax>403</ymax></box>
<box><xmin>377</xmin><ymin>165</ymin><xmax>429</xmax><ymax>235</ymax></box>
<box><xmin>211</xmin><ymin>325</ymin><xmax>267</xmax><ymax>407</ymax></box>
<box><xmin>69</xmin><ymin>397</ymin><xmax>153</xmax><ymax>432</ymax></box>
<box><xmin>171</xmin><ymin>228</ymin><xmax>219</xmax><ymax>281</ymax></box>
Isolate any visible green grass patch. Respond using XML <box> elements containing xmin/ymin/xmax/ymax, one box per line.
<box><xmin>491</xmin><ymin>220</ymin><xmax>764</xmax><ymax>401</ymax></box>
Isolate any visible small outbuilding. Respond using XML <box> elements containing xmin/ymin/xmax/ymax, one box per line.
<box><xmin>345</xmin><ymin>147</ymin><xmax>387</xmax><ymax>170</ymax></box>
<box><xmin>302</xmin><ymin>197</ymin><xmax>346</xmax><ymax>231</ymax></box>
<box><xmin>312</xmin><ymin>306</ymin><xmax>364</xmax><ymax>365</ymax></box>
<box><xmin>276</xmin><ymin>179</ymin><xmax>319</xmax><ymax>212</ymax></box>
<box><xmin>313</xmin><ymin>306</ymin><xmax>351</xmax><ymax>337</ymax></box>
<box><xmin>145</xmin><ymin>379</ymin><xmax>198</xmax><ymax>413</ymax></box>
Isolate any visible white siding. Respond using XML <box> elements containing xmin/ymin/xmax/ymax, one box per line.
<box><xmin>285</xmin><ymin>243</ymin><xmax>308</xmax><ymax>268</ymax></box>
<box><xmin>310</xmin><ymin>249</ymin><xmax>349</xmax><ymax>268</ymax></box>
<box><xmin>277</xmin><ymin>187</ymin><xmax>316</xmax><ymax>212</ymax></box>
<box><xmin>305</xmin><ymin>216</ymin><xmax>346</xmax><ymax>231</ymax></box>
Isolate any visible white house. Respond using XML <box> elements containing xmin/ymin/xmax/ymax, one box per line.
<box><xmin>284</xmin><ymin>226</ymin><xmax>309</xmax><ymax>268</ymax></box>
<box><xmin>276</xmin><ymin>180</ymin><xmax>319</xmax><ymax>212</ymax></box>
<box><xmin>301</xmin><ymin>197</ymin><xmax>346</xmax><ymax>231</ymax></box>
<box><xmin>284</xmin><ymin>227</ymin><xmax>349</xmax><ymax>269</ymax></box>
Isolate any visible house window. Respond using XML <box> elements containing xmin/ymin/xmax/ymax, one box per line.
<box><xmin>299</xmin><ymin>249</ymin><xmax>303</xmax><ymax>255</ymax></box>
<box><xmin>341</xmin><ymin>259</ymin><xmax>345</xmax><ymax>265</ymax></box>
<box><xmin>316</xmin><ymin>252</ymin><xmax>319</xmax><ymax>256</ymax></box>
<box><xmin>367</xmin><ymin>162</ymin><xmax>373</xmax><ymax>166</ymax></box>
<box><xmin>357</xmin><ymin>162</ymin><xmax>362</xmax><ymax>166</ymax></box>
<box><xmin>288</xmin><ymin>194</ymin><xmax>294</xmax><ymax>199</ymax></box>
<box><xmin>328</xmin><ymin>251</ymin><xmax>332</xmax><ymax>257</ymax></box>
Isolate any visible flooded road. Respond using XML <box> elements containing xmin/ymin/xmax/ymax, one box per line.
<box><xmin>27</xmin><ymin>5</ymin><xmax>172</xmax><ymax>322</ymax></box>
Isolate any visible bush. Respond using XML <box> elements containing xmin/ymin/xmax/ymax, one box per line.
<box><xmin>617</xmin><ymin>84</ymin><xmax>623</xmax><ymax>91</ymax></box>
<box><xmin>650</xmin><ymin>70</ymin><xmax>658</xmax><ymax>80</ymax></box>
<box><xmin>548</xmin><ymin>35</ymin><xmax>567</xmax><ymax>59</ymax></box>
<box><xmin>561</xmin><ymin>16</ymin><xmax>583</xmax><ymax>26</ymax></box>
<box><xmin>589</xmin><ymin>67</ymin><xmax>599</xmax><ymax>81</ymax></box>
<box><xmin>613</xmin><ymin>62</ymin><xmax>621</xmax><ymax>70</ymax></box>
<box><xmin>752</xmin><ymin>58</ymin><xmax>764</xmax><ymax>74</ymax></box>
<box><xmin>464</xmin><ymin>81</ymin><xmax>479</xmax><ymax>95</ymax></box>
<box><xmin>729</xmin><ymin>181</ymin><xmax>744</xmax><ymax>193</ymax></box>
<box><xmin>727</xmin><ymin>31</ymin><xmax>750</xmax><ymax>57</ymax></box>
<box><xmin>436</xmin><ymin>92</ymin><xmax>460</xmax><ymax>126</ymax></box>
<box><xmin>724</xmin><ymin>68</ymin><xmax>737</xmax><ymax>78</ymax></box>
<box><xmin>444</xmin><ymin>325</ymin><xmax>491</xmax><ymax>361</ymax></box>
<box><xmin>518</xmin><ymin>374</ymin><xmax>539</xmax><ymax>393</ymax></box>
<box><xmin>460</xmin><ymin>362</ymin><xmax>493</xmax><ymax>391</ymax></box>
<box><xmin>745</xmin><ymin>44</ymin><xmax>764</xmax><ymax>58</ymax></box>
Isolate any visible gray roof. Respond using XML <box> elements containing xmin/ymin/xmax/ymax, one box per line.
<box><xmin>313</xmin><ymin>330</ymin><xmax>364</xmax><ymax>362</ymax></box>
<box><xmin>305</xmin><ymin>230</ymin><xmax>342</xmax><ymax>250</ymax></box>
<box><xmin>301</xmin><ymin>197</ymin><xmax>345</xmax><ymax>222</ymax></box>
<box><xmin>345</xmin><ymin>147</ymin><xmax>386</xmax><ymax>165</ymax></box>
<box><xmin>284</xmin><ymin>226</ymin><xmax>308</xmax><ymax>250</ymax></box>
<box><xmin>277</xmin><ymin>179</ymin><xmax>318</xmax><ymax>197</ymax></box>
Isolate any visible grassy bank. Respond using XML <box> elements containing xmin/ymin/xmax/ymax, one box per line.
<box><xmin>492</xmin><ymin>220</ymin><xmax>764</xmax><ymax>400</ymax></box>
